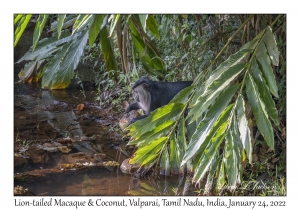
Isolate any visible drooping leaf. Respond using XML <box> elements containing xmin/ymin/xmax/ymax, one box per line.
<box><xmin>131</xmin><ymin>38</ymin><xmax>139</xmax><ymax>80</ymax></box>
<box><xmin>170</xmin><ymin>135</ymin><xmax>180</xmax><ymax>174</ymax></box>
<box><xmin>188</xmin><ymin>63</ymin><xmax>246</xmax><ymax>123</ymax></box>
<box><xmin>127</xmin><ymin>103</ymin><xmax>185</xmax><ymax>138</ymax></box>
<box><xmin>224</xmin><ymin>120</ymin><xmax>242</xmax><ymax>189</ymax></box>
<box><xmin>17</xmin><ymin>30</ymin><xmax>76</xmax><ymax>63</ymax></box>
<box><xmin>146</xmin><ymin>15</ymin><xmax>160</xmax><ymax>40</ymax></box>
<box><xmin>236</xmin><ymin>95</ymin><xmax>252</xmax><ymax>163</ymax></box>
<box><xmin>100</xmin><ymin>26</ymin><xmax>118</xmax><ymax>74</ymax></box>
<box><xmin>108</xmin><ymin>14</ymin><xmax>120</xmax><ymax>37</ymax></box>
<box><xmin>255</xmin><ymin>41</ymin><xmax>278</xmax><ymax>98</ymax></box>
<box><xmin>160</xmin><ymin>147</ymin><xmax>170</xmax><ymax>176</ymax></box>
<box><xmin>205</xmin><ymin>154</ymin><xmax>221</xmax><ymax>192</ymax></box>
<box><xmin>128</xmin><ymin>15</ymin><xmax>163</xmax><ymax>76</ymax></box>
<box><xmin>18</xmin><ymin>60</ymin><xmax>43</xmax><ymax>82</ymax></box>
<box><xmin>57</xmin><ymin>14</ymin><xmax>66</xmax><ymax>39</ymax></box>
<box><xmin>170</xmin><ymin>118</ymin><xmax>187</xmax><ymax>174</ymax></box>
<box><xmin>139</xmin><ymin>15</ymin><xmax>148</xmax><ymax>31</ymax></box>
<box><xmin>232</xmin><ymin>118</ymin><xmax>242</xmax><ymax>185</ymax></box>
<box><xmin>14</xmin><ymin>14</ymin><xmax>23</xmax><ymax>24</ymax></box>
<box><xmin>50</xmin><ymin>15</ymin><xmax>76</xmax><ymax>32</ymax></box>
<box><xmin>263</xmin><ymin>26</ymin><xmax>280</xmax><ymax>66</ymax></box>
<box><xmin>177</xmin><ymin>117</ymin><xmax>187</xmax><ymax>155</ymax></box>
<box><xmin>246</xmin><ymin>74</ymin><xmax>274</xmax><ymax>149</ymax></box>
<box><xmin>33</xmin><ymin>14</ymin><xmax>49</xmax><ymax>51</ymax></box>
<box><xmin>41</xmin><ymin>43</ymin><xmax>71</xmax><ymax>88</ymax></box>
<box><xmin>129</xmin><ymin>31</ymin><xmax>164</xmax><ymax>76</ymax></box>
<box><xmin>182</xmin><ymin>83</ymin><xmax>239</xmax><ymax>166</ymax></box>
<box><xmin>14</xmin><ymin>14</ymin><xmax>32</xmax><ymax>47</ymax></box>
<box><xmin>42</xmin><ymin>30</ymin><xmax>89</xmax><ymax>89</ymax></box>
<box><xmin>215</xmin><ymin>160</ymin><xmax>226</xmax><ymax>191</ymax></box>
<box><xmin>151</xmin><ymin>56</ymin><xmax>165</xmax><ymax>71</ymax></box>
<box><xmin>72</xmin><ymin>14</ymin><xmax>92</xmax><ymax>34</ymax></box>
<box><xmin>252</xmin><ymin>59</ymin><xmax>280</xmax><ymax>128</ymax></box>
<box><xmin>89</xmin><ymin>15</ymin><xmax>104</xmax><ymax>47</ymax></box>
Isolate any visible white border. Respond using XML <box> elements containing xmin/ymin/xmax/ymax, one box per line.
<box><xmin>3</xmin><ymin>1</ymin><xmax>297</xmax><ymax>209</ymax></box>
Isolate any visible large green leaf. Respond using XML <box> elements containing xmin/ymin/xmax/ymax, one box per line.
<box><xmin>33</xmin><ymin>14</ymin><xmax>49</xmax><ymax>51</ymax></box>
<box><xmin>188</xmin><ymin>63</ymin><xmax>246</xmax><ymax>123</ymax></box>
<box><xmin>263</xmin><ymin>26</ymin><xmax>280</xmax><ymax>66</ymax></box>
<box><xmin>252</xmin><ymin>59</ymin><xmax>280</xmax><ymax>128</ymax></box>
<box><xmin>182</xmin><ymin>84</ymin><xmax>240</xmax><ymax>165</ymax></box>
<box><xmin>255</xmin><ymin>41</ymin><xmax>279</xmax><ymax>98</ymax></box>
<box><xmin>246</xmin><ymin>74</ymin><xmax>274</xmax><ymax>149</ymax></box>
<box><xmin>89</xmin><ymin>15</ymin><xmax>104</xmax><ymax>47</ymax></box>
<box><xmin>236</xmin><ymin>95</ymin><xmax>252</xmax><ymax>163</ymax></box>
<box><xmin>127</xmin><ymin>103</ymin><xmax>185</xmax><ymax>138</ymax></box>
<box><xmin>14</xmin><ymin>14</ymin><xmax>32</xmax><ymax>47</ymax></box>
<box><xmin>42</xmin><ymin>30</ymin><xmax>89</xmax><ymax>89</ymax></box>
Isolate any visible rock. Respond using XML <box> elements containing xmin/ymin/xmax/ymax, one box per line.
<box><xmin>120</xmin><ymin>158</ymin><xmax>140</xmax><ymax>174</ymax></box>
<box><xmin>14</xmin><ymin>156</ymin><xmax>28</xmax><ymax>167</ymax></box>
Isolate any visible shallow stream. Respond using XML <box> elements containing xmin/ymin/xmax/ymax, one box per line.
<box><xmin>14</xmin><ymin>82</ymin><xmax>198</xmax><ymax>196</ymax></box>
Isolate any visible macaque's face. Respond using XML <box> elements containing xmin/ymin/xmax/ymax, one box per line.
<box><xmin>133</xmin><ymin>85</ymin><xmax>151</xmax><ymax>114</ymax></box>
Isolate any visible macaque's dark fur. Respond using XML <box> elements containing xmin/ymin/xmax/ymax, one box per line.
<box><xmin>125</xmin><ymin>77</ymin><xmax>192</xmax><ymax>124</ymax></box>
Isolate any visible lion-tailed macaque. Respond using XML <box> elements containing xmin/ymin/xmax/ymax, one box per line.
<box><xmin>125</xmin><ymin>77</ymin><xmax>192</xmax><ymax>124</ymax></box>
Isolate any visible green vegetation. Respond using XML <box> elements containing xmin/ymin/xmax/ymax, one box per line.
<box><xmin>14</xmin><ymin>14</ymin><xmax>286</xmax><ymax>195</ymax></box>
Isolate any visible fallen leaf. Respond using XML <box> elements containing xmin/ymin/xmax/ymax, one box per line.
<box><xmin>58</xmin><ymin>146</ymin><xmax>72</xmax><ymax>153</ymax></box>
<box><xmin>76</xmin><ymin>104</ymin><xmax>84</xmax><ymax>111</ymax></box>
